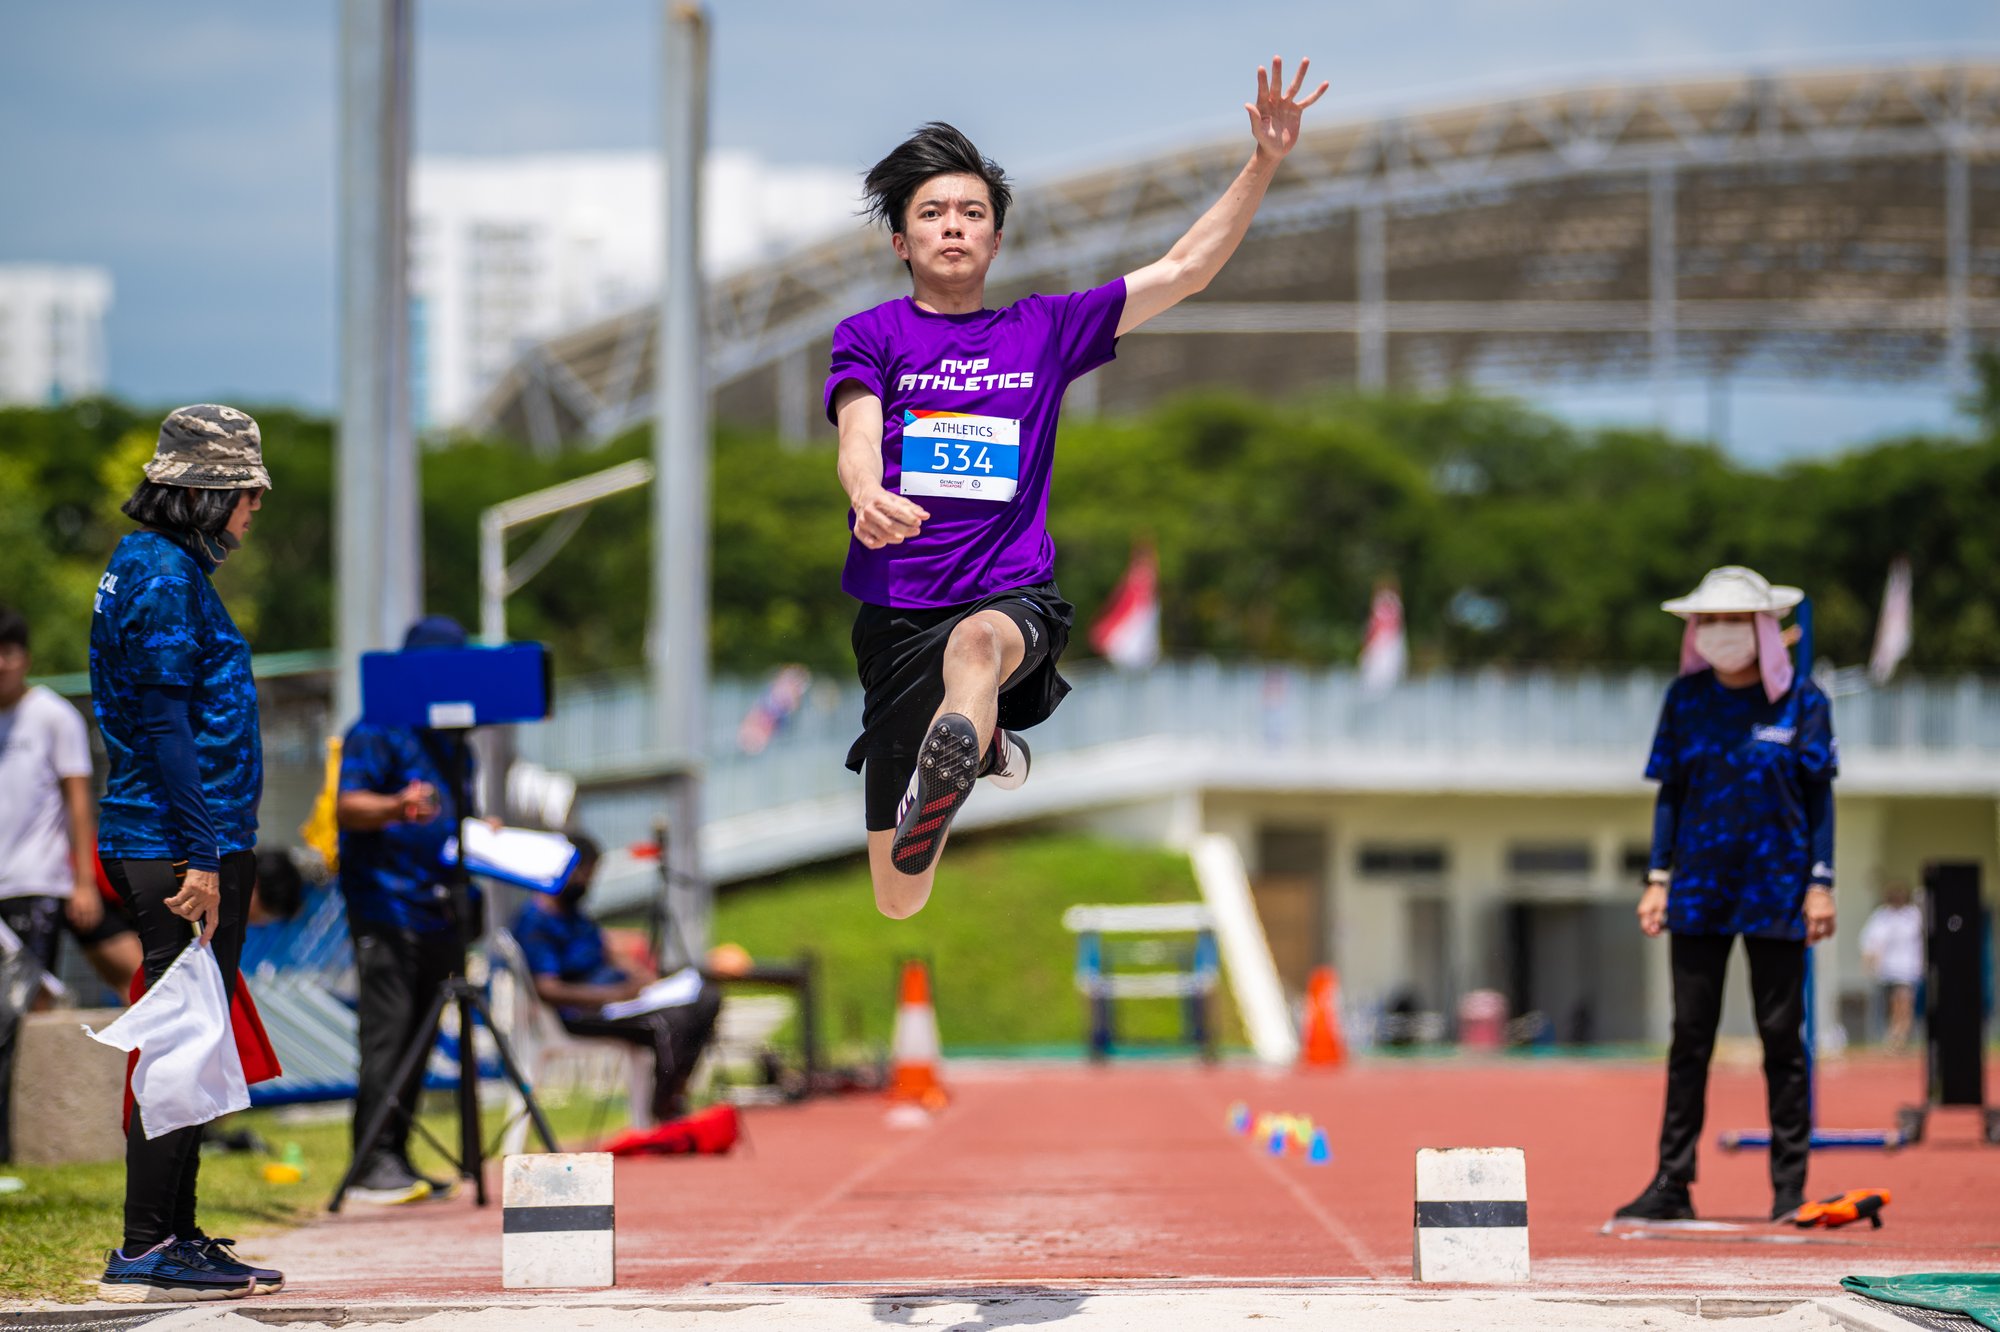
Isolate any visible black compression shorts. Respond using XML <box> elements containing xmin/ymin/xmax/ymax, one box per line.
<box><xmin>847</xmin><ymin>580</ymin><xmax>1075</xmax><ymax>831</ymax></box>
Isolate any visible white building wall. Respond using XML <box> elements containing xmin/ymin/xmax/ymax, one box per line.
<box><xmin>1085</xmin><ymin>788</ymin><xmax>2000</xmax><ymax>1049</ymax></box>
<box><xmin>0</xmin><ymin>265</ymin><xmax>112</xmax><ymax>406</ymax></box>
<box><xmin>411</xmin><ymin>151</ymin><xmax>856</xmax><ymax>429</ymax></box>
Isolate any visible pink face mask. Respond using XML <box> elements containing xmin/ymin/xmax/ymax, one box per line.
<box><xmin>1678</xmin><ymin>612</ymin><xmax>1794</xmax><ymax>703</ymax></box>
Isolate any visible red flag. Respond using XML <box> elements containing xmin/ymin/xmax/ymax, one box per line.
<box><xmin>1089</xmin><ymin>543</ymin><xmax>1160</xmax><ymax>669</ymax></box>
<box><xmin>1359</xmin><ymin>581</ymin><xmax>1406</xmax><ymax>693</ymax></box>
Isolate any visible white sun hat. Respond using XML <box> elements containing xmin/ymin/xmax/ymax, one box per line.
<box><xmin>1661</xmin><ymin>565</ymin><xmax>1804</xmax><ymax>618</ymax></box>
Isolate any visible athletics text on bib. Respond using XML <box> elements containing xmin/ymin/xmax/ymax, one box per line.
<box><xmin>899</xmin><ymin>410</ymin><xmax>1020</xmax><ymax>502</ymax></box>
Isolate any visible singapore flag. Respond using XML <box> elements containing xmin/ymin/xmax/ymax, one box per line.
<box><xmin>1359</xmin><ymin>582</ymin><xmax>1407</xmax><ymax>694</ymax></box>
<box><xmin>1090</xmin><ymin>544</ymin><xmax>1160</xmax><ymax>670</ymax></box>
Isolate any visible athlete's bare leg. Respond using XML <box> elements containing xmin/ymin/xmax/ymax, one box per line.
<box><xmin>870</xmin><ymin>610</ymin><xmax>1026</xmax><ymax>918</ymax></box>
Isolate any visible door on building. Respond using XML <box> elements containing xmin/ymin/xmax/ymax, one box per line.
<box><xmin>1251</xmin><ymin>826</ymin><xmax>1328</xmax><ymax>997</ymax></box>
<box><xmin>1503</xmin><ymin>901</ymin><xmax>1650</xmax><ymax>1044</ymax></box>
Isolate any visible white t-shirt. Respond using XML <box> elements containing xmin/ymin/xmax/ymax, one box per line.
<box><xmin>1858</xmin><ymin>902</ymin><xmax>1925</xmax><ymax>986</ymax></box>
<box><xmin>0</xmin><ymin>684</ymin><xmax>93</xmax><ymax>899</ymax></box>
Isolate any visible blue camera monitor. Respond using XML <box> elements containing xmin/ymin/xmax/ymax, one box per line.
<box><xmin>359</xmin><ymin>642</ymin><xmax>553</xmax><ymax>729</ymax></box>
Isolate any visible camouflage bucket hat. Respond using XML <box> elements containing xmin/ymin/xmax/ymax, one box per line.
<box><xmin>144</xmin><ymin>404</ymin><xmax>273</xmax><ymax>491</ymax></box>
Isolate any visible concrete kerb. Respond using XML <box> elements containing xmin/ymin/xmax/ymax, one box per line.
<box><xmin>0</xmin><ymin>1289</ymin><xmax>1934</xmax><ymax>1330</ymax></box>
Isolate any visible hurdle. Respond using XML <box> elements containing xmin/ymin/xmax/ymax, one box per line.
<box><xmin>1062</xmin><ymin>903</ymin><xmax>1220</xmax><ymax>1061</ymax></box>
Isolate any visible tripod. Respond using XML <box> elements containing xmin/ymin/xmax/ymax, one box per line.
<box><xmin>329</xmin><ymin>733</ymin><xmax>558</xmax><ymax>1212</ymax></box>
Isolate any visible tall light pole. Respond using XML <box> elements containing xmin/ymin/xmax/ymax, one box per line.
<box><xmin>335</xmin><ymin>0</ymin><xmax>421</xmax><ymax>724</ymax></box>
<box><xmin>651</xmin><ymin>2</ymin><xmax>711</xmax><ymax>959</ymax></box>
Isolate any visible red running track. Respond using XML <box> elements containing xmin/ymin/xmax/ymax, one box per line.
<box><xmin>251</xmin><ymin>1054</ymin><xmax>1997</xmax><ymax>1304</ymax></box>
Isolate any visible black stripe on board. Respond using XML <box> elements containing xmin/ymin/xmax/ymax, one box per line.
<box><xmin>1415</xmin><ymin>1200</ymin><xmax>1528</xmax><ymax>1228</ymax></box>
<box><xmin>502</xmin><ymin>1203</ymin><xmax>615</xmax><ymax>1233</ymax></box>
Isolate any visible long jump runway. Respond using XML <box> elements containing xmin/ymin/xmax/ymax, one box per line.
<box><xmin>248</xmin><ymin>1056</ymin><xmax>1992</xmax><ymax>1307</ymax></box>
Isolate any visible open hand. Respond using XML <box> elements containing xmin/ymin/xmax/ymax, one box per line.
<box><xmin>1245</xmin><ymin>56</ymin><xmax>1329</xmax><ymax>161</ymax></box>
<box><xmin>853</xmin><ymin>486</ymin><xmax>929</xmax><ymax>549</ymax></box>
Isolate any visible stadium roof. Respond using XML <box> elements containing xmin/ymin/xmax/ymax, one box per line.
<box><xmin>469</xmin><ymin>61</ymin><xmax>2000</xmax><ymax>450</ymax></box>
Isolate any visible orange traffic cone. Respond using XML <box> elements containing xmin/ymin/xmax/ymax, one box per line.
<box><xmin>1301</xmin><ymin>965</ymin><xmax>1347</xmax><ymax>1068</ymax></box>
<box><xmin>888</xmin><ymin>959</ymin><xmax>948</xmax><ymax>1109</ymax></box>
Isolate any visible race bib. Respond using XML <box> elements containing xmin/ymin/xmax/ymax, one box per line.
<box><xmin>898</xmin><ymin>410</ymin><xmax>1019</xmax><ymax>502</ymax></box>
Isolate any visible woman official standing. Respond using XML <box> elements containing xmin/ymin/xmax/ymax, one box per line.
<box><xmin>1617</xmin><ymin>566</ymin><xmax>1838</xmax><ymax>1224</ymax></box>
<box><xmin>89</xmin><ymin>405</ymin><xmax>284</xmax><ymax>1302</ymax></box>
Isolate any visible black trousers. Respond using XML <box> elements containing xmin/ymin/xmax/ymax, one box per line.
<box><xmin>109</xmin><ymin>853</ymin><xmax>253</xmax><ymax>1252</ymax></box>
<box><xmin>561</xmin><ymin>984</ymin><xmax>724</xmax><ymax>1122</ymax></box>
<box><xmin>349</xmin><ymin>919</ymin><xmax>462</xmax><ymax>1169</ymax></box>
<box><xmin>0</xmin><ymin>896</ymin><xmax>64</xmax><ymax>1164</ymax></box>
<box><xmin>1656</xmin><ymin>932</ymin><xmax>1809</xmax><ymax>1196</ymax></box>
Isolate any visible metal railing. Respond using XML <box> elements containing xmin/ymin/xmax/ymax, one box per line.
<box><xmin>521</xmin><ymin>663</ymin><xmax>2000</xmax><ymax>826</ymax></box>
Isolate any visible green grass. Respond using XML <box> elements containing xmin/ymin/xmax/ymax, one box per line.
<box><xmin>710</xmin><ymin>830</ymin><xmax>1241</xmax><ymax>1054</ymax></box>
<box><xmin>0</xmin><ymin>1091</ymin><xmax>628</xmax><ymax>1305</ymax></box>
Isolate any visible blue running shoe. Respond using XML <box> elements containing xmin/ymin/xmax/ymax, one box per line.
<box><xmin>98</xmin><ymin>1235</ymin><xmax>254</xmax><ymax>1303</ymax></box>
<box><xmin>192</xmin><ymin>1236</ymin><xmax>285</xmax><ymax>1295</ymax></box>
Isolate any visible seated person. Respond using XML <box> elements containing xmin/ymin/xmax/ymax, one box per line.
<box><xmin>511</xmin><ymin>834</ymin><xmax>722</xmax><ymax>1123</ymax></box>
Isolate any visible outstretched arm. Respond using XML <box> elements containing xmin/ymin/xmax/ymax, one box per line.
<box><xmin>1118</xmin><ymin>56</ymin><xmax>1328</xmax><ymax>337</ymax></box>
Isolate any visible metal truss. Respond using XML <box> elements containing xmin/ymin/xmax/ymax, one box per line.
<box><xmin>470</xmin><ymin>61</ymin><xmax>2000</xmax><ymax>447</ymax></box>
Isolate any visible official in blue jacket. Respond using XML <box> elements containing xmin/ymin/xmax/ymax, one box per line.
<box><xmin>335</xmin><ymin>614</ymin><xmax>483</xmax><ymax>1206</ymax></box>
<box><xmin>90</xmin><ymin>405</ymin><xmax>283</xmax><ymax>1302</ymax></box>
<box><xmin>1617</xmin><ymin>566</ymin><xmax>1838</xmax><ymax>1225</ymax></box>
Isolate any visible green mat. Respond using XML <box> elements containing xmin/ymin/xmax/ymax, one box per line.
<box><xmin>1843</xmin><ymin>1275</ymin><xmax>2000</xmax><ymax>1331</ymax></box>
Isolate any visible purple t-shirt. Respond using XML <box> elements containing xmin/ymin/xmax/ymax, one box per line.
<box><xmin>823</xmin><ymin>279</ymin><xmax>1126</xmax><ymax>608</ymax></box>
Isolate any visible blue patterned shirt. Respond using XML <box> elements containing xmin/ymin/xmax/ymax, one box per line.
<box><xmin>90</xmin><ymin>531</ymin><xmax>262</xmax><ymax>860</ymax></box>
<box><xmin>338</xmin><ymin>721</ymin><xmax>480</xmax><ymax>935</ymax></box>
<box><xmin>1646</xmin><ymin>670</ymin><xmax>1837</xmax><ymax>940</ymax></box>
<box><xmin>512</xmin><ymin>898</ymin><xmax>626</xmax><ymax>1018</ymax></box>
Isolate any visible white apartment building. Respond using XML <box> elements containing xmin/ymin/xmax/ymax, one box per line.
<box><xmin>0</xmin><ymin>265</ymin><xmax>112</xmax><ymax>406</ymax></box>
<box><xmin>412</xmin><ymin>150</ymin><xmax>857</xmax><ymax>430</ymax></box>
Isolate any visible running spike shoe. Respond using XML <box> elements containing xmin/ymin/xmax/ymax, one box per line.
<box><xmin>891</xmin><ymin>713</ymin><xmax>981</xmax><ymax>875</ymax></box>
<box><xmin>978</xmin><ymin>728</ymin><xmax>1031</xmax><ymax>791</ymax></box>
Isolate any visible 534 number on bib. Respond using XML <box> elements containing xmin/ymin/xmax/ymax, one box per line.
<box><xmin>899</xmin><ymin>410</ymin><xmax>1020</xmax><ymax>502</ymax></box>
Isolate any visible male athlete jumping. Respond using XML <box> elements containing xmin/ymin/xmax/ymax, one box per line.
<box><xmin>828</xmin><ymin>58</ymin><xmax>1327</xmax><ymax>918</ymax></box>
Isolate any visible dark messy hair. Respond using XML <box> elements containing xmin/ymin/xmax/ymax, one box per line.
<box><xmin>862</xmin><ymin>122</ymin><xmax>1012</xmax><ymax>235</ymax></box>
<box><xmin>0</xmin><ymin>605</ymin><xmax>26</xmax><ymax>652</ymax></box>
<box><xmin>253</xmin><ymin>847</ymin><xmax>305</xmax><ymax>922</ymax></box>
<box><xmin>121</xmin><ymin>480</ymin><xmax>243</xmax><ymax>538</ymax></box>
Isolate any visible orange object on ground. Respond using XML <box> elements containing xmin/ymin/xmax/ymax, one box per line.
<box><xmin>1793</xmin><ymin>1188</ymin><xmax>1891</xmax><ymax>1229</ymax></box>
<box><xmin>1300</xmin><ymin>966</ymin><xmax>1347</xmax><ymax>1068</ymax></box>
<box><xmin>887</xmin><ymin>959</ymin><xmax>947</xmax><ymax>1107</ymax></box>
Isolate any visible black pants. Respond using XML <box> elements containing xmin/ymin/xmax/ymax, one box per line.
<box><xmin>561</xmin><ymin>984</ymin><xmax>724</xmax><ymax>1122</ymax></box>
<box><xmin>109</xmin><ymin>853</ymin><xmax>253</xmax><ymax>1252</ymax></box>
<box><xmin>0</xmin><ymin>896</ymin><xmax>63</xmax><ymax>1164</ymax></box>
<box><xmin>1656</xmin><ymin>932</ymin><xmax>1809</xmax><ymax>1196</ymax></box>
<box><xmin>349</xmin><ymin>918</ymin><xmax>462</xmax><ymax>1170</ymax></box>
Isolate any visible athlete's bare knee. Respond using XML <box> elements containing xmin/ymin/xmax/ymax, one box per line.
<box><xmin>944</xmin><ymin>617</ymin><xmax>1002</xmax><ymax>668</ymax></box>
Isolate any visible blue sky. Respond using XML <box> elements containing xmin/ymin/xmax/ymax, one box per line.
<box><xmin>2</xmin><ymin>0</ymin><xmax>1992</xmax><ymax>458</ymax></box>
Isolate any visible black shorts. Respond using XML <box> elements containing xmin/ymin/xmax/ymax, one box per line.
<box><xmin>847</xmin><ymin>580</ymin><xmax>1075</xmax><ymax>831</ymax></box>
<box><xmin>0</xmin><ymin>891</ymin><xmax>138</xmax><ymax>973</ymax></box>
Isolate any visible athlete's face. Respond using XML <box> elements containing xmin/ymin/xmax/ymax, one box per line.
<box><xmin>893</xmin><ymin>173</ymin><xmax>1001</xmax><ymax>285</ymax></box>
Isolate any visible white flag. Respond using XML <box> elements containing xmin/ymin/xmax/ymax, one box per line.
<box><xmin>1869</xmin><ymin>556</ymin><xmax>1912</xmax><ymax>685</ymax></box>
<box><xmin>85</xmin><ymin>939</ymin><xmax>247</xmax><ymax>1138</ymax></box>
<box><xmin>1359</xmin><ymin>583</ymin><xmax>1407</xmax><ymax>693</ymax></box>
